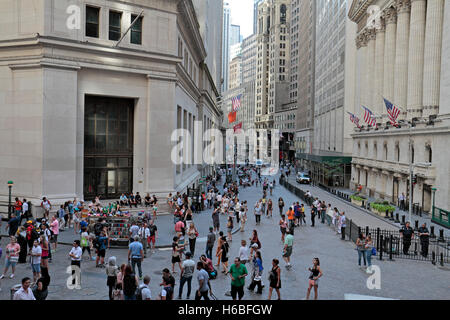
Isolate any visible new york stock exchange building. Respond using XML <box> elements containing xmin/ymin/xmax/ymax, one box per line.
<box><xmin>348</xmin><ymin>0</ymin><xmax>450</xmax><ymax>220</ymax></box>
<box><xmin>0</xmin><ymin>0</ymin><xmax>223</xmax><ymax>215</ymax></box>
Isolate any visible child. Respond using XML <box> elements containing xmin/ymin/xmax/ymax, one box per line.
<box><xmin>112</xmin><ymin>283</ymin><xmax>124</xmax><ymax>300</ymax></box>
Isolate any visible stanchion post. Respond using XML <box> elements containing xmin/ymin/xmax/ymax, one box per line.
<box><xmin>389</xmin><ymin>235</ymin><xmax>393</xmax><ymax>261</ymax></box>
<box><xmin>379</xmin><ymin>235</ymin><xmax>384</xmax><ymax>260</ymax></box>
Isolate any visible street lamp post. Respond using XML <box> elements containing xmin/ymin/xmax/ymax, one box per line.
<box><xmin>431</xmin><ymin>187</ymin><xmax>437</xmax><ymax>218</ymax></box>
<box><xmin>7</xmin><ymin>181</ymin><xmax>13</xmax><ymax>220</ymax></box>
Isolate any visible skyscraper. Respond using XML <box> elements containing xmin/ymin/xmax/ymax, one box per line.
<box><xmin>230</xmin><ymin>24</ymin><xmax>242</xmax><ymax>46</ymax></box>
<box><xmin>290</xmin><ymin>0</ymin><xmax>316</xmax><ymax>161</ymax></box>
<box><xmin>253</xmin><ymin>0</ymin><xmax>263</xmax><ymax>35</ymax></box>
<box><xmin>222</xmin><ymin>2</ymin><xmax>231</xmax><ymax>93</ymax></box>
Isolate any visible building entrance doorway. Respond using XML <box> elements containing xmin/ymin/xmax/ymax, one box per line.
<box><xmin>83</xmin><ymin>96</ymin><xmax>134</xmax><ymax>200</ymax></box>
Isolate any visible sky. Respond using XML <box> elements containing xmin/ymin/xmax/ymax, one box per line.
<box><xmin>227</xmin><ymin>0</ymin><xmax>254</xmax><ymax>39</ymax></box>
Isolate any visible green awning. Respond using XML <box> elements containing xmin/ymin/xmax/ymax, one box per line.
<box><xmin>296</xmin><ymin>153</ymin><xmax>352</xmax><ymax>165</ymax></box>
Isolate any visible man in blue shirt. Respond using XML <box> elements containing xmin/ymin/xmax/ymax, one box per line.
<box><xmin>128</xmin><ymin>235</ymin><xmax>144</xmax><ymax>280</ymax></box>
<box><xmin>293</xmin><ymin>202</ymin><xmax>301</xmax><ymax>227</ymax></box>
<box><xmin>95</xmin><ymin>231</ymin><xmax>108</xmax><ymax>268</ymax></box>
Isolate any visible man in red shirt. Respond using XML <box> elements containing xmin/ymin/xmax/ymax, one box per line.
<box><xmin>175</xmin><ymin>220</ymin><xmax>185</xmax><ymax>234</ymax></box>
<box><xmin>14</xmin><ymin>198</ymin><xmax>23</xmax><ymax>216</ymax></box>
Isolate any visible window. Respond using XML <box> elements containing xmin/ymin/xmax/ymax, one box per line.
<box><xmin>109</xmin><ymin>11</ymin><xmax>122</xmax><ymax>41</ymax></box>
<box><xmin>280</xmin><ymin>4</ymin><xmax>287</xmax><ymax>24</ymax></box>
<box><xmin>426</xmin><ymin>145</ymin><xmax>432</xmax><ymax>163</ymax></box>
<box><xmin>86</xmin><ymin>6</ymin><xmax>100</xmax><ymax>38</ymax></box>
<box><xmin>131</xmin><ymin>14</ymin><xmax>143</xmax><ymax>45</ymax></box>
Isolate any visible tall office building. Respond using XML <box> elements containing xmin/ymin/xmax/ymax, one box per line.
<box><xmin>291</xmin><ymin>0</ymin><xmax>316</xmax><ymax>162</ymax></box>
<box><xmin>230</xmin><ymin>24</ymin><xmax>242</xmax><ymax>46</ymax></box>
<box><xmin>222</xmin><ymin>2</ymin><xmax>231</xmax><ymax>93</ymax></box>
<box><xmin>193</xmin><ymin>0</ymin><xmax>224</xmax><ymax>94</ymax></box>
<box><xmin>255</xmin><ymin>0</ymin><xmax>290</xmax><ymax>129</ymax></box>
<box><xmin>255</xmin><ymin>0</ymin><xmax>290</xmax><ymax>162</ymax></box>
<box><xmin>306</xmin><ymin>0</ymin><xmax>356</xmax><ymax>187</ymax></box>
<box><xmin>254</xmin><ymin>0</ymin><xmax>263</xmax><ymax>34</ymax></box>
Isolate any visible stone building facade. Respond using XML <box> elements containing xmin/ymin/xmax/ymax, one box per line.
<box><xmin>0</xmin><ymin>0</ymin><xmax>222</xmax><ymax>207</ymax></box>
<box><xmin>348</xmin><ymin>0</ymin><xmax>450</xmax><ymax>213</ymax></box>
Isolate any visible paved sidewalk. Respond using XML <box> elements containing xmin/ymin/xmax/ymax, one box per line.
<box><xmin>285</xmin><ymin>175</ymin><xmax>449</xmax><ymax>237</ymax></box>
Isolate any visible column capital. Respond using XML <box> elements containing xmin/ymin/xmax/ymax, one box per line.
<box><xmin>356</xmin><ymin>32</ymin><xmax>368</xmax><ymax>49</ymax></box>
<box><xmin>376</xmin><ymin>17</ymin><xmax>386</xmax><ymax>33</ymax></box>
<box><xmin>367</xmin><ymin>28</ymin><xmax>377</xmax><ymax>41</ymax></box>
<box><xmin>383</xmin><ymin>6</ymin><xmax>397</xmax><ymax>25</ymax></box>
<box><xmin>396</xmin><ymin>0</ymin><xmax>411</xmax><ymax>14</ymax></box>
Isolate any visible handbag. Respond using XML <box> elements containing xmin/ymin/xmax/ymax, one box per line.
<box><xmin>371</xmin><ymin>247</ymin><xmax>377</xmax><ymax>256</ymax></box>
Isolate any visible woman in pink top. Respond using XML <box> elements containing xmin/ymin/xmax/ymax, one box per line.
<box><xmin>0</xmin><ymin>236</ymin><xmax>21</xmax><ymax>279</ymax></box>
<box><xmin>50</xmin><ymin>216</ymin><xmax>59</xmax><ymax>251</ymax></box>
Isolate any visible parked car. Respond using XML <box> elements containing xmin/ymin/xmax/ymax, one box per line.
<box><xmin>296</xmin><ymin>172</ymin><xmax>311</xmax><ymax>184</ymax></box>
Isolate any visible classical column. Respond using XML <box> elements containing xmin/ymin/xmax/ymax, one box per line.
<box><xmin>406</xmin><ymin>0</ymin><xmax>427</xmax><ymax>119</ymax></box>
<box><xmin>374</xmin><ymin>19</ymin><xmax>385</xmax><ymax>116</ymax></box>
<box><xmin>358</xmin><ymin>31</ymin><xmax>369</xmax><ymax>109</ymax></box>
<box><xmin>366</xmin><ymin>29</ymin><xmax>376</xmax><ymax>113</ymax></box>
<box><xmin>423</xmin><ymin>0</ymin><xmax>446</xmax><ymax>117</ymax></box>
<box><xmin>382</xmin><ymin>7</ymin><xmax>397</xmax><ymax>121</ymax></box>
<box><xmin>394</xmin><ymin>0</ymin><xmax>411</xmax><ymax>120</ymax></box>
<box><xmin>355</xmin><ymin>33</ymin><xmax>367</xmax><ymax>116</ymax></box>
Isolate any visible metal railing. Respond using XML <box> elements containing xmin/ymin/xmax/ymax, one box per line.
<box><xmin>281</xmin><ymin>175</ymin><xmax>449</xmax><ymax>266</ymax></box>
<box><xmin>365</xmin><ymin>227</ymin><xmax>449</xmax><ymax>265</ymax></box>
<box><xmin>432</xmin><ymin>207</ymin><xmax>450</xmax><ymax>228</ymax></box>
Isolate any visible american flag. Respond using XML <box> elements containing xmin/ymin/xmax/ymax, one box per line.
<box><xmin>347</xmin><ymin>112</ymin><xmax>361</xmax><ymax>128</ymax></box>
<box><xmin>362</xmin><ymin>106</ymin><xmax>377</xmax><ymax>127</ymax></box>
<box><xmin>231</xmin><ymin>94</ymin><xmax>242</xmax><ymax>112</ymax></box>
<box><xmin>383</xmin><ymin>98</ymin><xmax>401</xmax><ymax>126</ymax></box>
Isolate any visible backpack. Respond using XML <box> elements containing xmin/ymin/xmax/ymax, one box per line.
<box><xmin>135</xmin><ymin>285</ymin><xmax>145</xmax><ymax>301</ymax></box>
<box><xmin>31</xmin><ymin>227</ymin><xmax>39</xmax><ymax>241</ymax></box>
<box><xmin>164</xmin><ymin>286</ymin><xmax>173</xmax><ymax>300</ymax></box>
<box><xmin>93</xmin><ymin>237</ymin><xmax>100</xmax><ymax>250</ymax></box>
<box><xmin>94</xmin><ymin>223</ymin><xmax>103</xmax><ymax>236</ymax></box>
<box><xmin>123</xmin><ymin>274</ymin><xmax>137</xmax><ymax>297</ymax></box>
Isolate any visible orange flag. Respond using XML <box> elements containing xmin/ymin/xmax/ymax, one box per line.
<box><xmin>228</xmin><ymin>111</ymin><xmax>237</xmax><ymax>123</ymax></box>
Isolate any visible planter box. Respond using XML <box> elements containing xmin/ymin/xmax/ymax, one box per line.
<box><xmin>351</xmin><ymin>199</ymin><xmax>363</xmax><ymax>207</ymax></box>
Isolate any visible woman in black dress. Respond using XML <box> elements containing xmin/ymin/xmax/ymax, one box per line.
<box><xmin>268</xmin><ymin>259</ymin><xmax>281</xmax><ymax>300</ymax></box>
<box><xmin>16</xmin><ymin>227</ymin><xmax>28</xmax><ymax>263</ymax></box>
<box><xmin>219</xmin><ymin>236</ymin><xmax>229</xmax><ymax>273</ymax></box>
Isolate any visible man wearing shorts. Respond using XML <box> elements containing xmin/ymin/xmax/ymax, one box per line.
<box><xmin>283</xmin><ymin>230</ymin><xmax>294</xmax><ymax>269</ymax></box>
<box><xmin>30</xmin><ymin>240</ymin><xmax>42</xmax><ymax>282</ymax></box>
<box><xmin>95</xmin><ymin>231</ymin><xmax>108</xmax><ymax>268</ymax></box>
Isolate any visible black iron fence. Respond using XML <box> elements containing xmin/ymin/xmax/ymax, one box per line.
<box><xmin>280</xmin><ymin>175</ymin><xmax>450</xmax><ymax>266</ymax></box>
<box><xmin>363</xmin><ymin>227</ymin><xmax>450</xmax><ymax>265</ymax></box>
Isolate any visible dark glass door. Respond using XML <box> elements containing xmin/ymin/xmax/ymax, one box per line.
<box><xmin>84</xmin><ymin>96</ymin><xmax>134</xmax><ymax>199</ymax></box>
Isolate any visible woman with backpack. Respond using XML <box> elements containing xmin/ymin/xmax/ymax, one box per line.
<box><xmin>80</xmin><ymin>228</ymin><xmax>92</xmax><ymax>261</ymax></box>
<box><xmin>122</xmin><ymin>264</ymin><xmax>138</xmax><ymax>300</ymax></box>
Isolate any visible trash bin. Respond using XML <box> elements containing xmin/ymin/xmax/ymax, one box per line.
<box><xmin>10</xmin><ymin>284</ymin><xmax>22</xmax><ymax>300</ymax></box>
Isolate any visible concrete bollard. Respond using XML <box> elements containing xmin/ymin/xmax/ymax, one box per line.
<box><xmin>395</xmin><ymin>213</ymin><xmax>400</xmax><ymax>223</ymax></box>
<box><xmin>414</xmin><ymin>220</ymin><xmax>419</xmax><ymax>230</ymax></box>
<box><xmin>430</xmin><ymin>226</ymin><xmax>436</xmax><ymax>238</ymax></box>
<box><xmin>438</xmin><ymin>229</ymin><xmax>445</xmax><ymax>242</ymax></box>
<box><xmin>401</xmin><ymin>215</ymin><xmax>406</xmax><ymax>225</ymax></box>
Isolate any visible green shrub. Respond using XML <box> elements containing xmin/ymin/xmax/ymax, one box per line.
<box><xmin>370</xmin><ymin>202</ymin><xmax>395</xmax><ymax>213</ymax></box>
<box><xmin>351</xmin><ymin>195</ymin><xmax>366</xmax><ymax>201</ymax></box>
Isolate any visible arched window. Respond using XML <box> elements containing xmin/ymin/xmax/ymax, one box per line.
<box><xmin>395</xmin><ymin>143</ymin><xmax>400</xmax><ymax>162</ymax></box>
<box><xmin>280</xmin><ymin>4</ymin><xmax>287</xmax><ymax>24</ymax></box>
<box><xmin>426</xmin><ymin>144</ymin><xmax>432</xmax><ymax>163</ymax></box>
<box><xmin>384</xmin><ymin>144</ymin><xmax>388</xmax><ymax>161</ymax></box>
<box><xmin>373</xmin><ymin>143</ymin><xmax>377</xmax><ymax>159</ymax></box>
